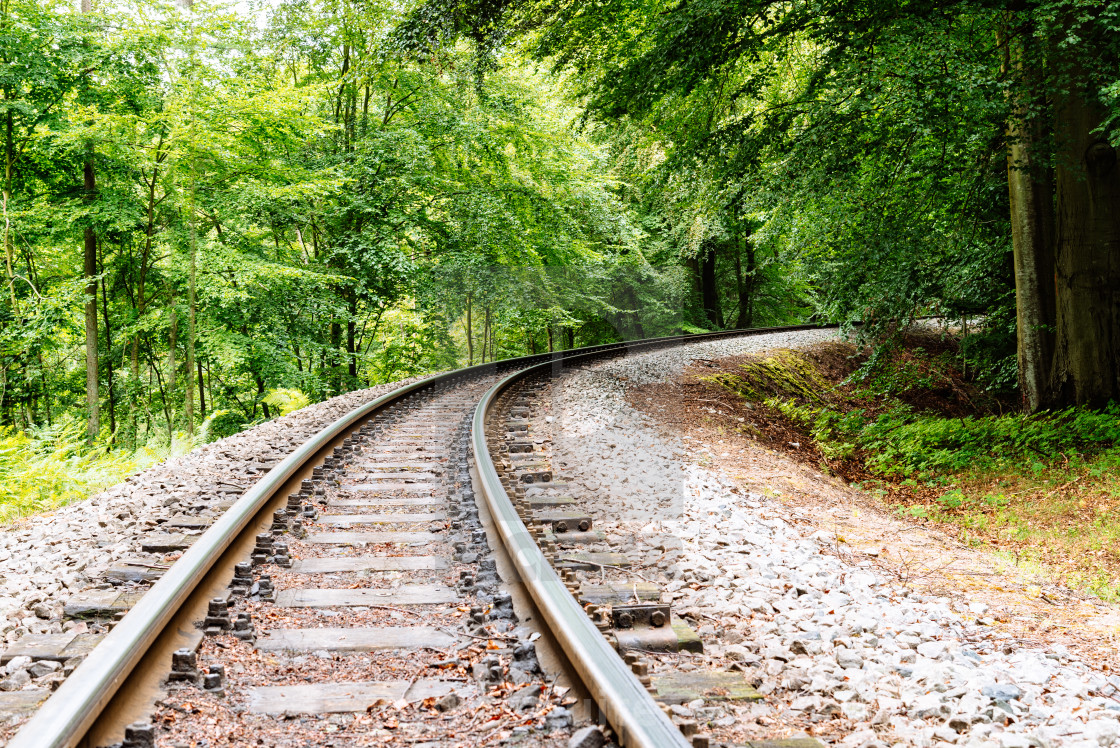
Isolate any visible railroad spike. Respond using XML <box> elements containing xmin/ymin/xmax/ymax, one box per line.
<box><xmin>203</xmin><ymin>664</ymin><xmax>225</xmax><ymax>692</ymax></box>
<box><xmin>121</xmin><ymin>722</ymin><xmax>155</xmax><ymax>748</ymax></box>
<box><xmin>203</xmin><ymin>597</ymin><xmax>231</xmax><ymax>633</ymax></box>
<box><xmin>168</xmin><ymin>647</ymin><xmax>200</xmax><ymax>685</ymax></box>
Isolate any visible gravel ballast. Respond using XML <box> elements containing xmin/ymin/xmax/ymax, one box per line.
<box><xmin>549</xmin><ymin>330</ymin><xmax>1120</xmax><ymax>748</ymax></box>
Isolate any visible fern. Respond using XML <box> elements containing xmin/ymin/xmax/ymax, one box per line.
<box><xmin>261</xmin><ymin>388</ymin><xmax>311</xmax><ymax>416</ymax></box>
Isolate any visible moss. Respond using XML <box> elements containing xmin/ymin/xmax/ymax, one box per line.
<box><xmin>704</xmin><ymin>349</ymin><xmax>833</xmax><ymax>405</ymax></box>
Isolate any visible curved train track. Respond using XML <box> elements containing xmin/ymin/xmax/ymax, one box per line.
<box><xmin>8</xmin><ymin>326</ymin><xmax>830</xmax><ymax>748</ymax></box>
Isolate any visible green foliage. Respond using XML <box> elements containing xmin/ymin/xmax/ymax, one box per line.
<box><xmin>767</xmin><ymin>398</ymin><xmax>863</xmax><ymax>462</ymax></box>
<box><xmin>0</xmin><ymin>0</ymin><xmax>686</xmax><ymax>478</ymax></box>
<box><xmin>767</xmin><ymin>392</ymin><xmax>1120</xmax><ymax>480</ymax></box>
<box><xmin>859</xmin><ymin>403</ymin><xmax>1120</xmax><ymax>477</ymax></box>
<box><xmin>261</xmin><ymin>388</ymin><xmax>311</xmax><ymax>416</ymax></box>
<box><xmin>204</xmin><ymin>410</ymin><xmax>259</xmax><ymax>442</ymax></box>
<box><xmin>429</xmin><ymin>0</ymin><xmax>1120</xmax><ymax>392</ymax></box>
<box><xmin>0</xmin><ymin>419</ymin><xmax>199</xmax><ymax>522</ymax></box>
<box><xmin>366</xmin><ymin>302</ymin><xmax>459</xmax><ymax>385</ymax></box>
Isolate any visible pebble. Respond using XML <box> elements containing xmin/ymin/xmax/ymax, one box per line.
<box><xmin>545</xmin><ymin>706</ymin><xmax>573</xmax><ymax>731</ymax></box>
<box><xmin>568</xmin><ymin>725</ymin><xmax>606</xmax><ymax>748</ymax></box>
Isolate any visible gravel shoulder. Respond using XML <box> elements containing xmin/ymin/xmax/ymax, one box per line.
<box><xmin>549</xmin><ymin>330</ymin><xmax>1120</xmax><ymax>748</ymax></box>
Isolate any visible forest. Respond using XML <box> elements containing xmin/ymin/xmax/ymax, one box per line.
<box><xmin>4</xmin><ymin>0</ymin><xmax>1119</xmax><ymax>486</ymax></box>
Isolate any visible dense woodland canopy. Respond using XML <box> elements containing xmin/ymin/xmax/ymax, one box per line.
<box><xmin>4</xmin><ymin>0</ymin><xmax>1120</xmax><ymax>451</ymax></box>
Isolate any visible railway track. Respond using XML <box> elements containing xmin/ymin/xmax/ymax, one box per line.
<box><xmin>6</xmin><ymin>328</ymin><xmax>829</xmax><ymax>748</ymax></box>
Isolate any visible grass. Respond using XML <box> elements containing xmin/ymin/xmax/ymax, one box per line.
<box><xmin>0</xmin><ymin>418</ymin><xmax>206</xmax><ymax>524</ymax></box>
<box><xmin>708</xmin><ymin>333</ymin><xmax>1120</xmax><ymax>602</ymax></box>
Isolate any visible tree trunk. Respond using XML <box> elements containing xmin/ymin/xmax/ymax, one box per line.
<box><xmin>684</xmin><ymin>255</ymin><xmax>701</xmax><ymax>327</ymax></box>
<box><xmin>700</xmin><ymin>244</ymin><xmax>723</xmax><ymax>328</ymax></box>
<box><xmin>347</xmin><ymin>293</ymin><xmax>357</xmax><ymax>383</ymax></box>
<box><xmin>735</xmin><ymin>228</ymin><xmax>757</xmax><ymax>329</ymax></box>
<box><xmin>256</xmin><ymin>374</ymin><xmax>270</xmax><ymax>419</ymax></box>
<box><xmin>466</xmin><ymin>295</ymin><xmax>473</xmax><ymax>365</ymax></box>
<box><xmin>181</xmin><ymin>0</ymin><xmax>196</xmax><ymax>431</ymax></box>
<box><xmin>1001</xmin><ymin>19</ymin><xmax>1057</xmax><ymax>412</ymax></box>
<box><xmin>166</xmin><ymin>293</ymin><xmax>177</xmax><ymax>434</ymax></box>
<box><xmin>184</xmin><ymin>216</ymin><xmax>197</xmax><ymax>434</ymax></box>
<box><xmin>196</xmin><ymin>358</ymin><xmax>206</xmax><ymax>416</ymax></box>
<box><xmin>205</xmin><ymin>357</ymin><xmax>214</xmax><ymax>416</ymax></box>
<box><xmin>81</xmin><ymin>0</ymin><xmax>99</xmax><ymax>439</ymax></box>
<box><xmin>100</xmin><ymin>265</ymin><xmax>116</xmax><ymax>441</ymax></box>
<box><xmin>330</xmin><ymin>319</ymin><xmax>341</xmax><ymax>392</ymax></box>
<box><xmin>83</xmin><ymin>152</ymin><xmax>99</xmax><ymax>439</ymax></box>
<box><xmin>1049</xmin><ymin>71</ymin><xmax>1120</xmax><ymax>406</ymax></box>
<box><xmin>482</xmin><ymin>307</ymin><xmax>491</xmax><ymax>364</ymax></box>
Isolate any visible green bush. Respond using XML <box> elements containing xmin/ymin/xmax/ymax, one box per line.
<box><xmin>860</xmin><ymin>402</ymin><xmax>1120</xmax><ymax>476</ymax></box>
<box><xmin>0</xmin><ymin>418</ymin><xmax>200</xmax><ymax>522</ymax></box>
<box><xmin>205</xmin><ymin>409</ymin><xmax>259</xmax><ymax>441</ymax></box>
<box><xmin>768</xmin><ymin>396</ymin><xmax>1120</xmax><ymax>478</ymax></box>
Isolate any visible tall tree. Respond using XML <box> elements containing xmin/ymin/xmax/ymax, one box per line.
<box><xmin>1001</xmin><ymin>16</ymin><xmax>1056</xmax><ymax>411</ymax></box>
<box><xmin>479</xmin><ymin>0</ymin><xmax>1120</xmax><ymax>406</ymax></box>
<box><xmin>82</xmin><ymin>0</ymin><xmax>100</xmax><ymax>440</ymax></box>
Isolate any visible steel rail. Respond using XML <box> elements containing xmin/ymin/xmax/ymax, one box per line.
<box><xmin>11</xmin><ymin>324</ymin><xmax>830</xmax><ymax>748</ymax></box>
<box><xmin>472</xmin><ymin>325</ymin><xmax>828</xmax><ymax>748</ymax></box>
<box><xmin>7</xmin><ymin>355</ymin><xmax>539</xmax><ymax>748</ymax></box>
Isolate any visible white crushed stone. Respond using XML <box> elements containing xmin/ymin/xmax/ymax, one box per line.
<box><xmin>550</xmin><ymin>331</ymin><xmax>1120</xmax><ymax>748</ymax></box>
<box><xmin>608</xmin><ymin>329</ymin><xmax>837</xmax><ymax>386</ymax></box>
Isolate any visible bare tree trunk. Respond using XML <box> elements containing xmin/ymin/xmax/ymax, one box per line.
<box><xmin>3</xmin><ymin>112</ymin><xmax>16</xmax><ymax>312</ymax></box>
<box><xmin>482</xmin><ymin>307</ymin><xmax>491</xmax><ymax>364</ymax></box>
<box><xmin>83</xmin><ymin>152</ymin><xmax>99</xmax><ymax>438</ymax></box>
<box><xmin>347</xmin><ymin>293</ymin><xmax>357</xmax><ymax>384</ymax></box>
<box><xmin>166</xmin><ymin>293</ymin><xmax>177</xmax><ymax>435</ymax></box>
<box><xmin>734</xmin><ymin>228</ymin><xmax>757</xmax><ymax>329</ymax></box>
<box><xmin>184</xmin><ymin>220</ymin><xmax>196</xmax><ymax>433</ymax></box>
<box><xmin>1049</xmin><ymin>70</ymin><xmax>1120</xmax><ymax>406</ymax></box>
<box><xmin>466</xmin><ymin>295</ymin><xmax>473</xmax><ymax>365</ymax></box>
<box><xmin>100</xmin><ymin>268</ymin><xmax>116</xmax><ymax>440</ymax></box>
<box><xmin>182</xmin><ymin>0</ymin><xmax>197</xmax><ymax>433</ymax></box>
<box><xmin>195</xmin><ymin>358</ymin><xmax>205</xmax><ymax>414</ymax></box>
<box><xmin>330</xmin><ymin>319</ymin><xmax>341</xmax><ymax>392</ymax></box>
<box><xmin>700</xmin><ymin>244</ymin><xmax>723</xmax><ymax>328</ymax></box>
<box><xmin>81</xmin><ymin>0</ymin><xmax>100</xmax><ymax>439</ymax></box>
<box><xmin>256</xmin><ymin>374</ymin><xmax>270</xmax><ymax>419</ymax></box>
<box><xmin>1000</xmin><ymin>19</ymin><xmax>1057</xmax><ymax>412</ymax></box>
<box><xmin>205</xmin><ymin>356</ymin><xmax>213</xmax><ymax>416</ymax></box>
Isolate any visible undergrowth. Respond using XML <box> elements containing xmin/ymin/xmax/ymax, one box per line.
<box><xmin>0</xmin><ymin>387</ymin><xmax>314</xmax><ymax>523</ymax></box>
<box><xmin>0</xmin><ymin>418</ymin><xmax>209</xmax><ymax>524</ymax></box>
<box><xmin>707</xmin><ymin>334</ymin><xmax>1120</xmax><ymax>602</ymax></box>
